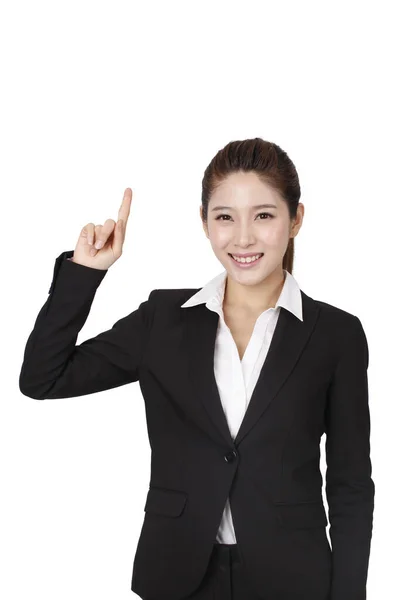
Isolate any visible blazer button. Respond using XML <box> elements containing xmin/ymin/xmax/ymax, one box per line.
<box><xmin>224</xmin><ymin>450</ymin><xmax>238</xmax><ymax>463</ymax></box>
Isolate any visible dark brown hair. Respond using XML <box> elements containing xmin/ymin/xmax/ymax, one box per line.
<box><xmin>201</xmin><ymin>138</ymin><xmax>301</xmax><ymax>274</ymax></box>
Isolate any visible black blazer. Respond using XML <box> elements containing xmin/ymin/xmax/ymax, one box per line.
<box><xmin>19</xmin><ymin>250</ymin><xmax>375</xmax><ymax>600</ymax></box>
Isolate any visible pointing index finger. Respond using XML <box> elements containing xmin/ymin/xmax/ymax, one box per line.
<box><xmin>118</xmin><ymin>188</ymin><xmax>132</xmax><ymax>225</ymax></box>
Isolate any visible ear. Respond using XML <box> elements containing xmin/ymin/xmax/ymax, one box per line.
<box><xmin>200</xmin><ymin>206</ymin><xmax>209</xmax><ymax>238</ymax></box>
<box><xmin>290</xmin><ymin>203</ymin><xmax>305</xmax><ymax>237</ymax></box>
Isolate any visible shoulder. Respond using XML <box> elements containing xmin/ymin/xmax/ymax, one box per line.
<box><xmin>148</xmin><ymin>288</ymin><xmax>200</xmax><ymax>311</ymax></box>
<box><xmin>302</xmin><ymin>289</ymin><xmax>364</xmax><ymax>330</ymax></box>
<box><xmin>301</xmin><ymin>288</ymin><xmax>367</xmax><ymax>344</ymax></box>
<box><xmin>307</xmin><ymin>294</ymin><xmax>368</xmax><ymax>367</ymax></box>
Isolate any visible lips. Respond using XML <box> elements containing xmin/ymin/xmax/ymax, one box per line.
<box><xmin>228</xmin><ymin>253</ymin><xmax>264</xmax><ymax>259</ymax></box>
<box><xmin>228</xmin><ymin>252</ymin><xmax>264</xmax><ymax>268</ymax></box>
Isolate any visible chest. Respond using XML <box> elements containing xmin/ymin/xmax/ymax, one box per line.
<box><xmin>223</xmin><ymin>309</ymin><xmax>258</xmax><ymax>361</ymax></box>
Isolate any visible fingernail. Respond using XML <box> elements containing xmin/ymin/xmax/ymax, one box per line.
<box><xmin>90</xmin><ymin>248</ymin><xmax>97</xmax><ymax>256</ymax></box>
<box><xmin>95</xmin><ymin>240</ymin><xmax>104</xmax><ymax>249</ymax></box>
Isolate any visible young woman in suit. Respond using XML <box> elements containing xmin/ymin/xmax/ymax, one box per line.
<box><xmin>20</xmin><ymin>138</ymin><xmax>374</xmax><ymax>600</ymax></box>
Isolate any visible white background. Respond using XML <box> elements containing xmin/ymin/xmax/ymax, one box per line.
<box><xmin>1</xmin><ymin>1</ymin><xmax>397</xmax><ymax>598</ymax></box>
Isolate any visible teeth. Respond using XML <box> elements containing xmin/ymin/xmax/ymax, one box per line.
<box><xmin>231</xmin><ymin>253</ymin><xmax>262</xmax><ymax>263</ymax></box>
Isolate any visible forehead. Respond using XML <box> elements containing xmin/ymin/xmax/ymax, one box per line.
<box><xmin>209</xmin><ymin>171</ymin><xmax>283</xmax><ymax>207</ymax></box>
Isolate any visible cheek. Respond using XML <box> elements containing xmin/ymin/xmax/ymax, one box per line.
<box><xmin>209</xmin><ymin>227</ymin><xmax>232</xmax><ymax>247</ymax></box>
<box><xmin>261</xmin><ymin>223</ymin><xmax>288</xmax><ymax>246</ymax></box>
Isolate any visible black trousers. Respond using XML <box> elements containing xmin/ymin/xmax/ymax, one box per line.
<box><xmin>183</xmin><ymin>543</ymin><xmax>261</xmax><ymax>600</ymax></box>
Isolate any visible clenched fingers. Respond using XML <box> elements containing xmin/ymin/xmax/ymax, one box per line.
<box><xmin>87</xmin><ymin>220</ymin><xmax>116</xmax><ymax>257</ymax></box>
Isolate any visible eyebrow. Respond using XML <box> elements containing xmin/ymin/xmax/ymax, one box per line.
<box><xmin>210</xmin><ymin>203</ymin><xmax>277</xmax><ymax>212</ymax></box>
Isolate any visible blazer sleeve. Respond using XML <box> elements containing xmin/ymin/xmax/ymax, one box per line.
<box><xmin>324</xmin><ymin>315</ymin><xmax>375</xmax><ymax>600</ymax></box>
<box><xmin>19</xmin><ymin>250</ymin><xmax>157</xmax><ymax>400</ymax></box>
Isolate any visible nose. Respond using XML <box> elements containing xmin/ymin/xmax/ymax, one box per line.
<box><xmin>233</xmin><ymin>222</ymin><xmax>256</xmax><ymax>248</ymax></box>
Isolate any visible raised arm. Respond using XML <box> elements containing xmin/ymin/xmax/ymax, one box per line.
<box><xmin>19</xmin><ymin>188</ymin><xmax>157</xmax><ymax>400</ymax></box>
<box><xmin>19</xmin><ymin>250</ymin><xmax>157</xmax><ymax>399</ymax></box>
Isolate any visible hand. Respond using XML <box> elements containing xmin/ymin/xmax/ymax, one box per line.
<box><xmin>70</xmin><ymin>188</ymin><xmax>132</xmax><ymax>270</ymax></box>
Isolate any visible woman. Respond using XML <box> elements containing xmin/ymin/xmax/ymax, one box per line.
<box><xmin>19</xmin><ymin>138</ymin><xmax>374</xmax><ymax>600</ymax></box>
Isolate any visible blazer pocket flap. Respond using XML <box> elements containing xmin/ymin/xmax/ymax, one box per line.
<box><xmin>275</xmin><ymin>501</ymin><xmax>328</xmax><ymax>529</ymax></box>
<box><xmin>144</xmin><ymin>487</ymin><xmax>188</xmax><ymax>517</ymax></box>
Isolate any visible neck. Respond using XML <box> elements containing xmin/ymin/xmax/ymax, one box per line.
<box><xmin>223</xmin><ymin>268</ymin><xmax>286</xmax><ymax>313</ymax></box>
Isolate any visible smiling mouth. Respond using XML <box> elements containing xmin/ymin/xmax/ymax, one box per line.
<box><xmin>228</xmin><ymin>253</ymin><xmax>264</xmax><ymax>259</ymax></box>
<box><xmin>228</xmin><ymin>252</ymin><xmax>264</xmax><ymax>265</ymax></box>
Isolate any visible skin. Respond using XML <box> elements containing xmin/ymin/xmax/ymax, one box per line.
<box><xmin>200</xmin><ymin>172</ymin><xmax>305</xmax><ymax>315</ymax></box>
<box><xmin>71</xmin><ymin>188</ymin><xmax>132</xmax><ymax>270</ymax></box>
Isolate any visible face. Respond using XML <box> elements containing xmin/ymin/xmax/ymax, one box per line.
<box><xmin>200</xmin><ymin>171</ymin><xmax>304</xmax><ymax>288</ymax></box>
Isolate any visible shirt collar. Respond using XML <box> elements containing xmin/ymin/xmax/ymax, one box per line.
<box><xmin>180</xmin><ymin>269</ymin><xmax>303</xmax><ymax>321</ymax></box>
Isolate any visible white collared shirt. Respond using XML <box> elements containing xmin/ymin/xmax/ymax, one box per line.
<box><xmin>181</xmin><ymin>269</ymin><xmax>303</xmax><ymax>544</ymax></box>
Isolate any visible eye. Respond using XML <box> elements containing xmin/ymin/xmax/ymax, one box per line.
<box><xmin>215</xmin><ymin>212</ymin><xmax>274</xmax><ymax>221</ymax></box>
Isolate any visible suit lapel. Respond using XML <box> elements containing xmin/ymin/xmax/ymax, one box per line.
<box><xmin>182</xmin><ymin>290</ymin><xmax>320</xmax><ymax>448</ymax></box>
